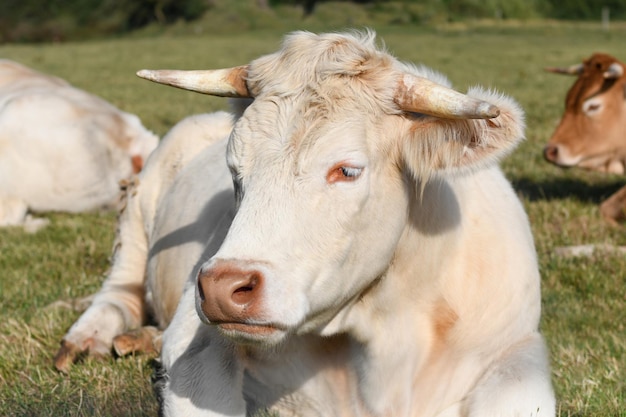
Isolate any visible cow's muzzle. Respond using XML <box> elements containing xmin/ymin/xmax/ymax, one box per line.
<box><xmin>197</xmin><ymin>260</ymin><xmax>274</xmax><ymax>335</ymax></box>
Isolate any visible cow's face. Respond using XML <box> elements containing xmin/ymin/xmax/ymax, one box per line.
<box><xmin>195</xmin><ymin>93</ymin><xmax>414</xmax><ymax>344</ymax></box>
<box><xmin>138</xmin><ymin>31</ymin><xmax>522</xmax><ymax>346</ymax></box>
<box><xmin>544</xmin><ymin>54</ymin><xmax>626</xmax><ymax>174</ymax></box>
<box><xmin>195</xmin><ymin>96</ymin><xmax>520</xmax><ymax>346</ymax></box>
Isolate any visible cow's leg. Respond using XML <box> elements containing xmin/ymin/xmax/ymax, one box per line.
<box><xmin>0</xmin><ymin>196</ymin><xmax>28</xmax><ymax>226</ymax></box>
<box><xmin>160</xmin><ymin>287</ymin><xmax>246</xmax><ymax>417</ymax></box>
<box><xmin>600</xmin><ymin>185</ymin><xmax>626</xmax><ymax>225</ymax></box>
<box><xmin>0</xmin><ymin>197</ymin><xmax>50</xmax><ymax>232</ymax></box>
<box><xmin>55</xmin><ymin>180</ymin><xmax>150</xmax><ymax>372</ymax></box>
<box><xmin>112</xmin><ymin>325</ymin><xmax>162</xmax><ymax>357</ymax></box>
<box><xmin>461</xmin><ymin>332</ymin><xmax>555</xmax><ymax>417</ymax></box>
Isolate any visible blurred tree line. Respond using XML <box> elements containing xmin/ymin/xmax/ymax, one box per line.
<box><xmin>1</xmin><ymin>0</ymin><xmax>625</xmax><ymax>43</ymax></box>
<box><xmin>285</xmin><ymin>0</ymin><xmax>626</xmax><ymax>20</ymax></box>
<box><xmin>0</xmin><ymin>0</ymin><xmax>207</xmax><ymax>42</ymax></box>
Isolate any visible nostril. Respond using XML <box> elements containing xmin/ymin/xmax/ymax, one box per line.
<box><xmin>197</xmin><ymin>268</ymin><xmax>209</xmax><ymax>302</ymax></box>
<box><xmin>544</xmin><ymin>145</ymin><xmax>558</xmax><ymax>161</ymax></box>
<box><xmin>231</xmin><ymin>274</ymin><xmax>259</xmax><ymax>305</ymax></box>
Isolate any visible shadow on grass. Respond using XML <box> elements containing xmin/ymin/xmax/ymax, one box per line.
<box><xmin>511</xmin><ymin>176</ymin><xmax>625</xmax><ymax>203</ymax></box>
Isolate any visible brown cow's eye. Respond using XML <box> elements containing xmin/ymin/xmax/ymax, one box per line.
<box><xmin>583</xmin><ymin>102</ymin><xmax>602</xmax><ymax>115</ymax></box>
<box><xmin>587</xmin><ymin>104</ymin><xmax>601</xmax><ymax>111</ymax></box>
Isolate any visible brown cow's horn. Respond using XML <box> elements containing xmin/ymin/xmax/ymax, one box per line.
<box><xmin>544</xmin><ymin>63</ymin><xmax>583</xmax><ymax>75</ymax></box>
<box><xmin>603</xmin><ymin>63</ymin><xmax>624</xmax><ymax>79</ymax></box>
<box><xmin>136</xmin><ymin>66</ymin><xmax>250</xmax><ymax>98</ymax></box>
<box><xmin>394</xmin><ymin>74</ymin><xmax>500</xmax><ymax>119</ymax></box>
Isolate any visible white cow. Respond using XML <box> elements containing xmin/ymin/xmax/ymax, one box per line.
<box><xmin>56</xmin><ymin>31</ymin><xmax>555</xmax><ymax>417</ymax></box>
<box><xmin>0</xmin><ymin>59</ymin><xmax>158</xmax><ymax>230</ymax></box>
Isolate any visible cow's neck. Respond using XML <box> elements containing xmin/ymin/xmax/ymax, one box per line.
<box><xmin>346</xmin><ymin>176</ymin><xmax>462</xmax><ymax>337</ymax></box>
<box><xmin>319</xmin><ymin>177</ymin><xmax>470</xmax><ymax>416</ymax></box>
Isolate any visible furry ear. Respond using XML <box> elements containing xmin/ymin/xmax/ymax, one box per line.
<box><xmin>399</xmin><ymin>87</ymin><xmax>525</xmax><ymax>180</ymax></box>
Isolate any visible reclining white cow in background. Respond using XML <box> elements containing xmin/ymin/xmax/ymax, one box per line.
<box><xmin>0</xmin><ymin>59</ymin><xmax>158</xmax><ymax>231</ymax></box>
<box><xmin>56</xmin><ymin>31</ymin><xmax>555</xmax><ymax>417</ymax></box>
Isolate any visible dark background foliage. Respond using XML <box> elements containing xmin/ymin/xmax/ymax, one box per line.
<box><xmin>1</xmin><ymin>0</ymin><xmax>625</xmax><ymax>43</ymax></box>
<box><xmin>0</xmin><ymin>0</ymin><xmax>208</xmax><ymax>42</ymax></box>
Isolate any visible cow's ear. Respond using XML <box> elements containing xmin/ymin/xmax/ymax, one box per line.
<box><xmin>398</xmin><ymin>87</ymin><xmax>525</xmax><ymax>179</ymax></box>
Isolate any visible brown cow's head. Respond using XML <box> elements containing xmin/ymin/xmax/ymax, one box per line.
<box><xmin>544</xmin><ymin>53</ymin><xmax>626</xmax><ymax>174</ymax></box>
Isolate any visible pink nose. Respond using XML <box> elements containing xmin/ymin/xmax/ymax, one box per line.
<box><xmin>197</xmin><ymin>261</ymin><xmax>264</xmax><ymax>323</ymax></box>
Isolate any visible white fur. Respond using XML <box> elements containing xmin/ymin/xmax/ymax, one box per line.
<box><xmin>0</xmin><ymin>59</ymin><xmax>158</xmax><ymax>229</ymax></box>
<box><xmin>59</xmin><ymin>112</ymin><xmax>234</xmax><ymax>355</ymax></box>
<box><xmin>60</xmin><ymin>32</ymin><xmax>555</xmax><ymax>417</ymax></box>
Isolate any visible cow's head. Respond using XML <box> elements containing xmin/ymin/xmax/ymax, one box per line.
<box><xmin>544</xmin><ymin>53</ymin><xmax>626</xmax><ymax>174</ymax></box>
<box><xmin>138</xmin><ymin>31</ymin><xmax>524</xmax><ymax>346</ymax></box>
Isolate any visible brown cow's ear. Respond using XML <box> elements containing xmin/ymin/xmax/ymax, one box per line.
<box><xmin>399</xmin><ymin>87</ymin><xmax>525</xmax><ymax>179</ymax></box>
<box><xmin>603</xmin><ymin>63</ymin><xmax>624</xmax><ymax>79</ymax></box>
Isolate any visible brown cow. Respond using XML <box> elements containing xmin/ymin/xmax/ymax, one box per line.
<box><xmin>544</xmin><ymin>53</ymin><xmax>626</xmax><ymax>224</ymax></box>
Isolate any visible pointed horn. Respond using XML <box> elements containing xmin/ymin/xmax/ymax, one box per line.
<box><xmin>544</xmin><ymin>63</ymin><xmax>583</xmax><ymax>75</ymax></box>
<box><xmin>603</xmin><ymin>62</ymin><xmax>624</xmax><ymax>79</ymax></box>
<box><xmin>136</xmin><ymin>66</ymin><xmax>250</xmax><ymax>97</ymax></box>
<box><xmin>395</xmin><ymin>74</ymin><xmax>499</xmax><ymax>119</ymax></box>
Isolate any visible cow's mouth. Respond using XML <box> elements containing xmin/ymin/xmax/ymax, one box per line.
<box><xmin>215</xmin><ymin>321</ymin><xmax>290</xmax><ymax>345</ymax></box>
<box><xmin>217</xmin><ymin>322</ymin><xmax>280</xmax><ymax>336</ymax></box>
<box><xmin>545</xmin><ymin>145</ymin><xmax>626</xmax><ymax>175</ymax></box>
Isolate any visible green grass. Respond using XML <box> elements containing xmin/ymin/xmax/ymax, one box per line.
<box><xmin>1</xmin><ymin>20</ymin><xmax>625</xmax><ymax>416</ymax></box>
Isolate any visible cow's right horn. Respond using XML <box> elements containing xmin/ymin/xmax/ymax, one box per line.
<box><xmin>544</xmin><ymin>63</ymin><xmax>583</xmax><ymax>75</ymax></box>
<box><xmin>136</xmin><ymin>66</ymin><xmax>251</xmax><ymax>98</ymax></box>
<box><xmin>394</xmin><ymin>73</ymin><xmax>500</xmax><ymax>119</ymax></box>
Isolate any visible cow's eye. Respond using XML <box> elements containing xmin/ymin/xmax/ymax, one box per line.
<box><xmin>583</xmin><ymin>100</ymin><xmax>602</xmax><ymax>115</ymax></box>
<box><xmin>327</xmin><ymin>163</ymin><xmax>364</xmax><ymax>184</ymax></box>
<box><xmin>587</xmin><ymin>103</ymin><xmax>601</xmax><ymax>112</ymax></box>
<box><xmin>341</xmin><ymin>166</ymin><xmax>362</xmax><ymax>178</ymax></box>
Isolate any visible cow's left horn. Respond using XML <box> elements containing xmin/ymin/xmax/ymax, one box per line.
<box><xmin>395</xmin><ymin>74</ymin><xmax>500</xmax><ymax>119</ymax></box>
<box><xmin>136</xmin><ymin>66</ymin><xmax>250</xmax><ymax>97</ymax></box>
<box><xmin>604</xmin><ymin>63</ymin><xmax>624</xmax><ymax>79</ymax></box>
<box><xmin>544</xmin><ymin>63</ymin><xmax>583</xmax><ymax>75</ymax></box>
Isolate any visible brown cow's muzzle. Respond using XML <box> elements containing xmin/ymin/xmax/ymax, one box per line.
<box><xmin>544</xmin><ymin>143</ymin><xmax>626</xmax><ymax>174</ymax></box>
<box><xmin>197</xmin><ymin>260</ymin><xmax>277</xmax><ymax>336</ymax></box>
<box><xmin>543</xmin><ymin>143</ymin><xmax>579</xmax><ymax>168</ymax></box>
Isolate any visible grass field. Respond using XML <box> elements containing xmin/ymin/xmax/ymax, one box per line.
<box><xmin>1</xmin><ymin>18</ymin><xmax>625</xmax><ymax>417</ymax></box>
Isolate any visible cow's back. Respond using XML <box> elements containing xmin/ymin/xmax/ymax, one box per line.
<box><xmin>0</xmin><ymin>59</ymin><xmax>158</xmax><ymax>224</ymax></box>
<box><xmin>0</xmin><ymin>91</ymin><xmax>129</xmax><ymax>211</ymax></box>
<box><xmin>0</xmin><ymin>59</ymin><xmax>68</xmax><ymax>91</ymax></box>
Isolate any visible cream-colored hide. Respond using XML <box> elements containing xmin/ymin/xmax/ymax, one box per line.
<box><xmin>57</xmin><ymin>31</ymin><xmax>555</xmax><ymax>417</ymax></box>
<box><xmin>0</xmin><ymin>59</ymin><xmax>158</xmax><ymax>231</ymax></box>
<box><xmin>55</xmin><ymin>111</ymin><xmax>236</xmax><ymax>368</ymax></box>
